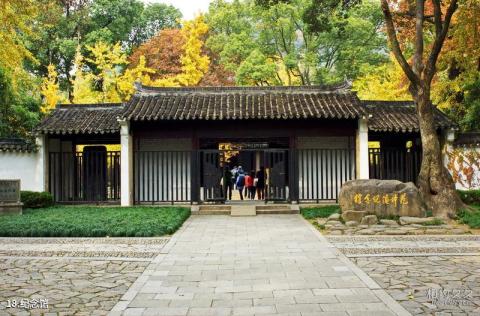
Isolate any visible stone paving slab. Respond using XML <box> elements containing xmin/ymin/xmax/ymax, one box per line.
<box><xmin>110</xmin><ymin>215</ymin><xmax>409</xmax><ymax>316</ymax></box>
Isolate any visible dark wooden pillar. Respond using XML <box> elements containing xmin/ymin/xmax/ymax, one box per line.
<box><xmin>288</xmin><ymin>135</ymin><xmax>299</xmax><ymax>203</ymax></box>
<box><xmin>191</xmin><ymin>133</ymin><xmax>200</xmax><ymax>204</ymax></box>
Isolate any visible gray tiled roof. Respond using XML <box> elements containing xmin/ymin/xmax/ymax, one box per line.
<box><xmin>35</xmin><ymin>103</ymin><xmax>123</xmax><ymax>135</ymax></box>
<box><xmin>122</xmin><ymin>84</ymin><xmax>367</xmax><ymax>121</ymax></box>
<box><xmin>34</xmin><ymin>87</ymin><xmax>457</xmax><ymax>135</ymax></box>
<box><xmin>364</xmin><ymin>100</ymin><xmax>456</xmax><ymax>133</ymax></box>
<box><xmin>0</xmin><ymin>138</ymin><xmax>37</xmax><ymax>152</ymax></box>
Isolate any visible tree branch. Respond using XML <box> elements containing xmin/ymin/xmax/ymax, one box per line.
<box><xmin>413</xmin><ymin>0</ymin><xmax>425</xmax><ymax>77</ymax></box>
<box><xmin>432</xmin><ymin>0</ymin><xmax>443</xmax><ymax>38</ymax></box>
<box><xmin>380</xmin><ymin>0</ymin><xmax>420</xmax><ymax>86</ymax></box>
<box><xmin>425</xmin><ymin>0</ymin><xmax>458</xmax><ymax>83</ymax></box>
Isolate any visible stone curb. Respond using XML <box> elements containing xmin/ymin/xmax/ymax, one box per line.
<box><xmin>301</xmin><ymin>215</ymin><xmax>412</xmax><ymax>316</ymax></box>
<box><xmin>0</xmin><ymin>255</ymin><xmax>153</xmax><ymax>261</ymax></box>
<box><xmin>326</xmin><ymin>235</ymin><xmax>480</xmax><ymax>241</ymax></box>
<box><xmin>0</xmin><ymin>237</ymin><xmax>170</xmax><ymax>244</ymax></box>
<box><xmin>346</xmin><ymin>252</ymin><xmax>480</xmax><ymax>258</ymax></box>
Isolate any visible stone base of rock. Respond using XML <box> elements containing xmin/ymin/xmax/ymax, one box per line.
<box><xmin>341</xmin><ymin>210</ymin><xmax>366</xmax><ymax>222</ymax></box>
<box><xmin>0</xmin><ymin>202</ymin><xmax>22</xmax><ymax>215</ymax></box>
<box><xmin>316</xmin><ymin>215</ymin><xmax>471</xmax><ymax>235</ymax></box>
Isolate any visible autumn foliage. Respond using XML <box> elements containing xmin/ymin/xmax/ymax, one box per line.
<box><xmin>129</xmin><ymin>29</ymin><xmax>185</xmax><ymax>81</ymax></box>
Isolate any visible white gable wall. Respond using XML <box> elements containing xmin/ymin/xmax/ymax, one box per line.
<box><xmin>0</xmin><ymin>151</ymin><xmax>44</xmax><ymax>191</ymax></box>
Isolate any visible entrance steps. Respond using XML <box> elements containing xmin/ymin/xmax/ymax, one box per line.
<box><xmin>192</xmin><ymin>204</ymin><xmax>299</xmax><ymax>216</ymax></box>
<box><xmin>196</xmin><ymin>205</ymin><xmax>231</xmax><ymax>215</ymax></box>
<box><xmin>231</xmin><ymin>205</ymin><xmax>256</xmax><ymax>216</ymax></box>
<box><xmin>256</xmin><ymin>204</ymin><xmax>300</xmax><ymax>214</ymax></box>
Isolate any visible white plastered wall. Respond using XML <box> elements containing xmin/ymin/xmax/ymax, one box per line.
<box><xmin>0</xmin><ymin>136</ymin><xmax>46</xmax><ymax>192</ymax></box>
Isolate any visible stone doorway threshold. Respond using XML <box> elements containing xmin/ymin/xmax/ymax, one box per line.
<box><xmin>191</xmin><ymin>203</ymin><xmax>300</xmax><ymax>216</ymax></box>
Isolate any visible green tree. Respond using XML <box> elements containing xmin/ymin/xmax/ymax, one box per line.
<box><xmin>0</xmin><ymin>67</ymin><xmax>40</xmax><ymax>138</ymax></box>
<box><xmin>130</xmin><ymin>3</ymin><xmax>182</xmax><ymax>46</ymax></box>
<box><xmin>459</xmin><ymin>78</ymin><xmax>480</xmax><ymax>130</ymax></box>
<box><xmin>208</xmin><ymin>0</ymin><xmax>386</xmax><ymax>85</ymax></box>
<box><xmin>25</xmin><ymin>0</ymin><xmax>90</xmax><ymax>95</ymax></box>
<box><xmin>86</xmin><ymin>0</ymin><xmax>143</xmax><ymax>45</ymax></box>
<box><xmin>0</xmin><ymin>68</ymin><xmax>15</xmax><ymax>136</ymax></box>
<box><xmin>236</xmin><ymin>50</ymin><xmax>279</xmax><ymax>85</ymax></box>
<box><xmin>315</xmin><ymin>0</ymin><xmax>387</xmax><ymax>82</ymax></box>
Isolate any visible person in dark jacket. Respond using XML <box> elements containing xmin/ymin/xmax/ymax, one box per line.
<box><xmin>223</xmin><ymin>168</ymin><xmax>233</xmax><ymax>200</ymax></box>
<box><xmin>256</xmin><ymin>166</ymin><xmax>265</xmax><ymax>200</ymax></box>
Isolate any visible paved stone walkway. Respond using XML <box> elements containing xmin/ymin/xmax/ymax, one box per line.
<box><xmin>110</xmin><ymin>215</ymin><xmax>409</xmax><ymax>316</ymax></box>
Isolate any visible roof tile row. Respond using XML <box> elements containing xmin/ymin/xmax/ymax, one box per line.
<box><xmin>34</xmin><ymin>86</ymin><xmax>456</xmax><ymax>135</ymax></box>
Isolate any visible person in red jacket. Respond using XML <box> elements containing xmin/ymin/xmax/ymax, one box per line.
<box><xmin>245</xmin><ymin>170</ymin><xmax>256</xmax><ymax>200</ymax></box>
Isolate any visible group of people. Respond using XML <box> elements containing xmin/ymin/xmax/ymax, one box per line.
<box><xmin>222</xmin><ymin>166</ymin><xmax>265</xmax><ymax>200</ymax></box>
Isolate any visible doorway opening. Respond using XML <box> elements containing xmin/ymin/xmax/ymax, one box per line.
<box><xmin>199</xmin><ymin>138</ymin><xmax>290</xmax><ymax>204</ymax></box>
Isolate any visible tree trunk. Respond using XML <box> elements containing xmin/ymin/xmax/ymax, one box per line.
<box><xmin>415</xmin><ymin>88</ymin><xmax>463</xmax><ymax>218</ymax></box>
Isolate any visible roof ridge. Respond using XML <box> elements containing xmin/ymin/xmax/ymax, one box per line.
<box><xmin>363</xmin><ymin>100</ymin><xmax>415</xmax><ymax>106</ymax></box>
<box><xmin>135</xmin><ymin>82</ymin><xmax>353</xmax><ymax>95</ymax></box>
<box><xmin>56</xmin><ymin>103</ymin><xmax>122</xmax><ymax>109</ymax></box>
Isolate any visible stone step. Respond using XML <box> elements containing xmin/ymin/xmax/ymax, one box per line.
<box><xmin>230</xmin><ymin>205</ymin><xmax>256</xmax><ymax>216</ymax></box>
<box><xmin>192</xmin><ymin>204</ymin><xmax>300</xmax><ymax>215</ymax></box>
<box><xmin>255</xmin><ymin>204</ymin><xmax>300</xmax><ymax>214</ymax></box>
<box><xmin>195</xmin><ymin>205</ymin><xmax>231</xmax><ymax>215</ymax></box>
<box><xmin>199</xmin><ymin>205</ymin><xmax>232</xmax><ymax>211</ymax></box>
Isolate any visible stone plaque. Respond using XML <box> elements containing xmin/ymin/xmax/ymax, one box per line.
<box><xmin>0</xmin><ymin>180</ymin><xmax>22</xmax><ymax>215</ymax></box>
<box><xmin>338</xmin><ymin>179</ymin><xmax>427</xmax><ymax>218</ymax></box>
<box><xmin>0</xmin><ymin>180</ymin><xmax>20</xmax><ymax>202</ymax></box>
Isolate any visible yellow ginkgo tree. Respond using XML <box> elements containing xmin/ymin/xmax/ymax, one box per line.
<box><xmin>353</xmin><ymin>55</ymin><xmax>412</xmax><ymax>101</ymax></box>
<box><xmin>85</xmin><ymin>42</ymin><xmax>129</xmax><ymax>103</ymax></box>
<box><xmin>0</xmin><ymin>0</ymin><xmax>37</xmax><ymax>72</ymax></box>
<box><xmin>71</xmin><ymin>46</ymin><xmax>100</xmax><ymax>104</ymax></box>
<box><xmin>40</xmin><ymin>64</ymin><xmax>64</xmax><ymax>113</ymax></box>
<box><xmin>71</xmin><ymin>42</ymin><xmax>154</xmax><ymax>103</ymax></box>
<box><xmin>117</xmin><ymin>56</ymin><xmax>155</xmax><ymax>98</ymax></box>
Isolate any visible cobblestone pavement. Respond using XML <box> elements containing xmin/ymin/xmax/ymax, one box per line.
<box><xmin>327</xmin><ymin>235</ymin><xmax>480</xmax><ymax>315</ymax></box>
<box><xmin>0</xmin><ymin>238</ymin><xmax>168</xmax><ymax>258</ymax></box>
<box><xmin>111</xmin><ymin>215</ymin><xmax>408</xmax><ymax>316</ymax></box>
<box><xmin>0</xmin><ymin>237</ymin><xmax>169</xmax><ymax>316</ymax></box>
<box><xmin>326</xmin><ymin>235</ymin><xmax>480</xmax><ymax>256</ymax></box>
<box><xmin>353</xmin><ymin>256</ymin><xmax>480</xmax><ymax>315</ymax></box>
